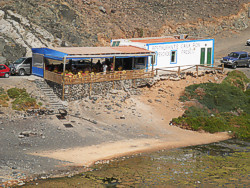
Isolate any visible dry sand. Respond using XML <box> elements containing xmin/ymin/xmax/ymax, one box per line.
<box><xmin>32</xmin><ymin>132</ymin><xmax>230</xmax><ymax>167</ymax></box>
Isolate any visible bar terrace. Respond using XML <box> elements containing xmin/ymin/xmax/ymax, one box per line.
<box><xmin>32</xmin><ymin>46</ymin><xmax>156</xmax><ymax>100</ymax></box>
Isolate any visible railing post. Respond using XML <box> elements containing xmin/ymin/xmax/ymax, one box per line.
<box><xmin>177</xmin><ymin>66</ymin><xmax>180</xmax><ymax>76</ymax></box>
<box><xmin>196</xmin><ymin>65</ymin><xmax>199</xmax><ymax>77</ymax></box>
<box><xmin>222</xmin><ymin>63</ymin><xmax>224</xmax><ymax>73</ymax></box>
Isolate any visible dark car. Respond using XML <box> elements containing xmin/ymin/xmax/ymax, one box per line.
<box><xmin>221</xmin><ymin>51</ymin><xmax>250</xmax><ymax>69</ymax></box>
<box><xmin>0</xmin><ymin>64</ymin><xmax>10</xmax><ymax>78</ymax></box>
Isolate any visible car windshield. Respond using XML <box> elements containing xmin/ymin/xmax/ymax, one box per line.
<box><xmin>14</xmin><ymin>58</ymin><xmax>25</xmax><ymax>64</ymax></box>
<box><xmin>228</xmin><ymin>53</ymin><xmax>239</xmax><ymax>58</ymax></box>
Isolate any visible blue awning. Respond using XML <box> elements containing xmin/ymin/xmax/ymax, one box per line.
<box><xmin>32</xmin><ymin>48</ymin><xmax>68</xmax><ymax>61</ymax></box>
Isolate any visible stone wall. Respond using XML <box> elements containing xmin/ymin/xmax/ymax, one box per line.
<box><xmin>46</xmin><ymin>78</ymin><xmax>153</xmax><ymax>101</ymax></box>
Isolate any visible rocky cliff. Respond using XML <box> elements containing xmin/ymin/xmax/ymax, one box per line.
<box><xmin>0</xmin><ymin>0</ymin><xmax>249</xmax><ymax>64</ymax></box>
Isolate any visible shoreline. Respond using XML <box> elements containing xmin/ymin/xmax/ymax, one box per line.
<box><xmin>31</xmin><ymin>131</ymin><xmax>231</xmax><ymax>168</ymax></box>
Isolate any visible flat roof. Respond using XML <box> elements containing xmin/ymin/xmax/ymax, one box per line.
<box><xmin>52</xmin><ymin>46</ymin><xmax>154</xmax><ymax>56</ymax></box>
<box><xmin>130</xmin><ymin>38</ymin><xmax>198</xmax><ymax>44</ymax></box>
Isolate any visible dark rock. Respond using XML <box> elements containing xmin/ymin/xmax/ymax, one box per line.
<box><xmin>155</xmin><ymin>99</ymin><xmax>161</xmax><ymax>103</ymax></box>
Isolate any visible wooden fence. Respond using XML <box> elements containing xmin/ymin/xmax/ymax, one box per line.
<box><xmin>44</xmin><ymin>70</ymin><xmax>63</xmax><ymax>84</ymax></box>
<box><xmin>155</xmin><ymin>64</ymin><xmax>224</xmax><ymax>76</ymax></box>
<box><xmin>44</xmin><ymin>69</ymin><xmax>154</xmax><ymax>85</ymax></box>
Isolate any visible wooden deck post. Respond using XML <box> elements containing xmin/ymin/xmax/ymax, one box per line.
<box><xmin>222</xmin><ymin>63</ymin><xmax>224</xmax><ymax>73</ymax></box>
<box><xmin>62</xmin><ymin>56</ymin><xmax>67</xmax><ymax>101</ymax></box>
<box><xmin>91</xmin><ymin>58</ymin><xmax>93</xmax><ymax>72</ymax></box>
<box><xmin>113</xmin><ymin>56</ymin><xmax>116</xmax><ymax>72</ymax></box>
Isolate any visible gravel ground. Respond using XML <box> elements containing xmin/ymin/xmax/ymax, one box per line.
<box><xmin>0</xmin><ymin>87</ymin><xmax>161</xmax><ymax>186</ymax></box>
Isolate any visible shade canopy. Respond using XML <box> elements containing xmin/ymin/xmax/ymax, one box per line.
<box><xmin>32</xmin><ymin>46</ymin><xmax>155</xmax><ymax>61</ymax></box>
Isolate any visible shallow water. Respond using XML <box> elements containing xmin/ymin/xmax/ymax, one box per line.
<box><xmin>25</xmin><ymin>139</ymin><xmax>249</xmax><ymax>187</ymax></box>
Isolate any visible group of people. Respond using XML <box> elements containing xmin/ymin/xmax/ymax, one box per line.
<box><xmin>45</xmin><ymin>59</ymin><xmax>115</xmax><ymax>75</ymax></box>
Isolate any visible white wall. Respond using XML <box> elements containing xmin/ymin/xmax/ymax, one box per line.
<box><xmin>147</xmin><ymin>40</ymin><xmax>214</xmax><ymax>68</ymax></box>
<box><xmin>112</xmin><ymin>39</ymin><xmax>214</xmax><ymax>69</ymax></box>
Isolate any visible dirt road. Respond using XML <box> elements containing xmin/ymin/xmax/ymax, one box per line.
<box><xmin>214</xmin><ymin>27</ymin><xmax>250</xmax><ymax>78</ymax></box>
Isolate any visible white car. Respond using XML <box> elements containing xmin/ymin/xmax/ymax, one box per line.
<box><xmin>247</xmin><ymin>39</ymin><xmax>250</xmax><ymax>46</ymax></box>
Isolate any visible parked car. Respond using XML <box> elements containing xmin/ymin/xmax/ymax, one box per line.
<box><xmin>246</xmin><ymin>39</ymin><xmax>250</xmax><ymax>46</ymax></box>
<box><xmin>9</xmin><ymin>57</ymin><xmax>32</xmax><ymax>76</ymax></box>
<box><xmin>221</xmin><ymin>51</ymin><xmax>250</xmax><ymax>69</ymax></box>
<box><xmin>0</xmin><ymin>64</ymin><xmax>10</xmax><ymax>78</ymax></box>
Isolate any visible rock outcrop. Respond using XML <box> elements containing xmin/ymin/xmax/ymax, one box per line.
<box><xmin>0</xmin><ymin>0</ymin><xmax>249</xmax><ymax>64</ymax></box>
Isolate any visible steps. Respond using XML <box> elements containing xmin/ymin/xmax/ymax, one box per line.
<box><xmin>35</xmin><ymin>79</ymin><xmax>67</xmax><ymax>114</ymax></box>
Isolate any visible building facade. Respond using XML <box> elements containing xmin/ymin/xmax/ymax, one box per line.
<box><xmin>111</xmin><ymin>36</ymin><xmax>214</xmax><ymax>69</ymax></box>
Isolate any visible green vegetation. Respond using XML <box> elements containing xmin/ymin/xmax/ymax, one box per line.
<box><xmin>173</xmin><ymin>71</ymin><xmax>250</xmax><ymax>140</ymax></box>
<box><xmin>12</xmin><ymin>96</ymin><xmax>37</xmax><ymax>111</ymax></box>
<box><xmin>222</xmin><ymin>70</ymin><xmax>249</xmax><ymax>91</ymax></box>
<box><xmin>7</xmin><ymin>88</ymin><xmax>29</xmax><ymax>99</ymax></box>
<box><xmin>0</xmin><ymin>87</ymin><xmax>39</xmax><ymax>111</ymax></box>
<box><xmin>0</xmin><ymin>87</ymin><xmax>9</xmax><ymax>107</ymax></box>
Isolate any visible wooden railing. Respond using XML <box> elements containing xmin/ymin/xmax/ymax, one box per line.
<box><xmin>155</xmin><ymin>64</ymin><xmax>224</xmax><ymax>76</ymax></box>
<box><xmin>44</xmin><ymin>70</ymin><xmax>63</xmax><ymax>84</ymax></box>
<box><xmin>64</xmin><ymin>69</ymin><xmax>154</xmax><ymax>85</ymax></box>
<box><xmin>44</xmin><ymin>69</ymin><xmax>154</xmax><ymax>85</ymax></box>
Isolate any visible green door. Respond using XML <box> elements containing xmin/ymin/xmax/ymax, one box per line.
<box><xmin>207</xmin><ymin>48</ymin><xmax>212</xmax><ymax>65</ymax></box>
<box><xmin>200</xmin><ymin>48</ymin><xmax>205</xmax><ymax>65</ymax></box>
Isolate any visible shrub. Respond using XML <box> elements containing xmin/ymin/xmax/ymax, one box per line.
<box><xmin>12</xmin><ymin>96</ymin><xmax>37</xmax><ymax>111</ymax></box>
<box><xmin>7</xmin><ymin>88</ymin><xmax>28</xmax><ymax>99</ymax></box>
<box><xmin>223</xmin><ymin>70</ymin><xmax>250</xmax><ymax>91</ymax></box>
<box><xmin>172</xmin><ymin>112</ymin><xmax>249</xmax><ymax>139</ymax></box>
<box><xmin>181</xmin><ymin>82</ymin><xmax>249</xmax><ymax>113</ymax></box>
<box><xmin>173</xmin><ymin>71</ymin><xmax>250</xmax><ymax>140</ymax></box>
<box><xmin>184</xmin><ymin>106</ymin><xmax>210</xmax><ymax>117</ymax></box>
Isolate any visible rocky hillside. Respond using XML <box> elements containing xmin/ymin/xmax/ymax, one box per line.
<box><xmin>0</xmin><ymin>0</ymin><xmax>250</xmax><ymax>64</ymax></box>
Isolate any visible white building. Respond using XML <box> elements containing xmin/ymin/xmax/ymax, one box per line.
<box><xmin>111</xmin><ymin>35</ymin><xmax>214</xmax><ymax>70</ymax></box>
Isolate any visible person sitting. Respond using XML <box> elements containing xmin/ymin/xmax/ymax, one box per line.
<box><xmin>96</xmin><ymin>60</ymin><xmax>102</xmax><ymax>72</ymax></box>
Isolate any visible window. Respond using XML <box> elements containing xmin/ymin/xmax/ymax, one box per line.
<box><xmin>24</xmin><ymin>58</ymin><xmax>32</xmax><ymax>64</ymax></box>
<box><xmin>0</xmin><ymin>65</ymin><xmax>5</xmax><ymax>70</ymax></box>
<box><xmin>112</xmin><ymin>41</ymin><xmax>120</xmax><ymax>47</ymax></box>
<box><xmin>240</xmin><ymin>54</ymin><xmax>247</xmax><ymax>58</ymax></box>
<box><xmin>170</xmin><ymin>51</ymin><xmax>177</xmax><ymax>64</ymax></box>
